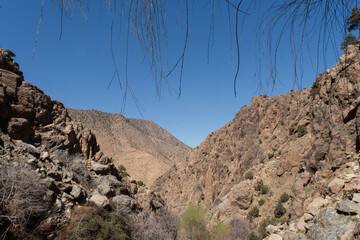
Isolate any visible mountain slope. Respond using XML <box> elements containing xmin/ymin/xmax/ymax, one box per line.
<box><xmin>154</xmin><ymin>45</ymin><xmax>360</xmax><ymax>239</ymax></box>
<box><xmin>67</xmin><ymin>109</ymin><xmax>191</xmax><ymax>186</ymax></box>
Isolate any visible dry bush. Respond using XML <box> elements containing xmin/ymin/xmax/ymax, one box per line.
<box><xmin>129</xmin><ymin>208</ymin><xmax>179</xmax><ymax>240</ymax></box>
<box><xmin>58</xmin><ymin>154</ymin><xmax>92</xmax><ymax>187</ymax></box>
<box><xmin>0</xmin><ymin>162</ymin><xmax>49</xmax><ymax>239</ymax></box>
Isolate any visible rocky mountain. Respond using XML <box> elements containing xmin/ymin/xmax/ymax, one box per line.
<box><xmin>67</xmin><ymin>109</ymin><xmax>191</xmax><ymax>186</ymax></box>
<box><xmin>0</xmin><ymin>48</ymin><xmax>172</xmax><ymax>240</ymax></box>
<box><xmin>154</xmin><ymin>44</ymin><xmax>360</xmax><ymax>239</ymax></box>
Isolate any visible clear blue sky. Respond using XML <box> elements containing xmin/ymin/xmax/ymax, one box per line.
<box><xmin>0</xmin><ymin>1</ymin><xmax>347</xmax><ymax>147</ymax></box>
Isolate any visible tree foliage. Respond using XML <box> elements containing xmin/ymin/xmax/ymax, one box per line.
<box><xmin>341</xmin><ymin>34</ymin><xmax>358</xmax><ymax>50</ymax></box>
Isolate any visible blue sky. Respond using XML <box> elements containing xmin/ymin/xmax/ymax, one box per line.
<box><xmin>0</xmin><ymin>1</ymin><xmax>347</xmax><ymax>147</ymax></box>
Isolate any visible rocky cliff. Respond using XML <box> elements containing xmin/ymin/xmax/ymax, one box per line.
<box><xmin>0</xmin><ymin>47</ymin><xmax>168</xmax><ymax>239</ymax></box>
<box><xmin>154</xmin><ymin>44</ymin><xmax>360</xmax><ymax>239</ymax></box>
<box><xmin>67</xmin><ymin>109</ymin><xmax>191</xmax><ymax>186</ymax></box>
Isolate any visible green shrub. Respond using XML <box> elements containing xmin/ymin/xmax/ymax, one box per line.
<box><xmin>70</xmin><ymin>206</ymin><xmax>130</xmax><ymax>240</ymax></box>
<box><xmin>137</xmin><ymin>181</ymin><xmax>145</xmax><ymax>187</ymax></box>
<box><xmin>258</xmin><ymin>199</ymin><xmax>265</xmax><ymax>206</ymax></box>
<box><xmin>258</xmin><ymin>218</ymin><xmax>278</xmax><ymax>239</ymax></box>
<box><xmin>267</xmin><ymin>153</ymin><xmax>274</xmax><ymax>159</ymax></box>
<box><xmin>341</xmin><ymin>33</ymin><xmax>358</xmax><ymax>50</ymax></box>
<box><xmin>274</xmin><ymin>202</ymin><xmax>286</xmax><ymax>218</ymax></box>
<box><xmin>260</xmin><ymin>185</ymin><xmax>269</xmax><ymax>195</ymax></box>
<box><xmin>309</xmin><ymin>81</ymin><xmax>321</xmax><ymax>98</ymax></box>
<box><xmin>118</xmin><ymin>165</ymin><xmax>130</xmax><ymax>178</ymax></box>
<box><xmin>248</xmin><ymin>231</ymin><xmax>261</xmax><ymax>240</ymax></box>
<box><xmin>247</xmin><ymin>206</ymin><xmax>259</xmax><ymax>220</ymax></box>
<box><xmin>179</xmin><ymin>205</ymin><xmax>210</xmax><ymax>240</ymax></box>
<box><xmin>245</xmin><ymin>171</ymin><xmax>254</xmax><ymax>180</ymax></box>
<box><xmin>254</xmin><ymin>180</ymin><xmax>263</xmax><ymax>191</ymax></box>
<box><xmin>297</xmin><ymin>126</ymin><xmax>308</xmax><ymax>137</ymax></box>
<box><xmin>280</xmin><ymin>192</ymin><xmax>290</xmax><ymax>203</ymax></box>
<box><xmin>210</xmin><ymin>220</ymin><xmax>230</xmax><ymax>240</ymax></box>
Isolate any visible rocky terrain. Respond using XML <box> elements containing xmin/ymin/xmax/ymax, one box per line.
<box><xmin>154</xmin><ymin>44</ymin><xmax>360</xmax><ymax>239</ymax></box>
<box><xmin>0</xmin><ymin>48</ymin><xmax>170</xmax><ymax>239</ymax></box>
<box><xmin>67</xmin><ymin>109</ymin><xmax>190</xmax><ymax>186</ymax></box>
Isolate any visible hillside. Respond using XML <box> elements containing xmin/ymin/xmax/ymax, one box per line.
<box><xmin>0</xmin><ymin>47</ymin><xmax>172</xmax><ymax>239</ymax></box>
<box><xmin>154</xmin><ymin>44</ymin><xmax>360</xmax><ymax>239</ymax></box>
<box><xmin>67</xmin><ymin>109</ymin><xmax>191</xmax><ymax>186</ymax></box>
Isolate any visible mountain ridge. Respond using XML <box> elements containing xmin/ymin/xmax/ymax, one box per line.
<box><xmin>67</xmin><ymin>108</ymin><xmax>191</xmax><ymax>186</ymax></box>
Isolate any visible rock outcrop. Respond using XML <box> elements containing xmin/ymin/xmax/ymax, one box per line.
<box><xmin>154</xmin><ymin>44</ymin><xmax>360</xmax><ymax>239</ymax></box>
<box><xmin>0</xmin><ymin>47</ymin><xmax>166</xmax><ymax>239</ymax></box>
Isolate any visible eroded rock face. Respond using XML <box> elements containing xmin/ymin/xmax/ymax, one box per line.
<box><xmin>0</xmin><ymin>59</ymin><xmax>98</xmax><ymax>159</ymax></box>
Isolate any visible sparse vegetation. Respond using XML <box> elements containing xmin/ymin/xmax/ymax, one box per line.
<box><xmin>129</xmin><ymin>208</ymin><xmax>179</xmax><ymax>240</ymax></box>
<box><xmin>280</xmin><ymin>192</ymin><xmax>290</xmax><ymax>203</ymax></box>
<box><xmin>258</xmin><ymin>199</ymin><xmax>265</xmax><ymax>206</ymax></box>
<box><xmin>341</xmin><ymin>34</ymin><xmax>358</xmax><ymax>50</ymax></box>
<box><xmin>179</xmin><ymin>205</ymin><xmax>230</xmax><ymax>240</ymax></box>
<box><xmin>118</xmin><ymin>165</ymin><xmax>130</xmax><ymax>178</ymax></box>
<box><xmin>274</xmin><ymin>202</ymin><xmax>286</xmax><ymax>218</ymax></box>
<box><xmin>245</xmin><ymin>171</ymin><xmax>254</xmax><ymax>180</ymax></box>
<box><xmin>297</xmin><ymin>126</ymin><xmax>308</xmax><ymax>137</ymax></box>
<box><xmin>68</xmin><ymin>205</ymin><xmax>130</xmax><ymax>240</ymax></box>
<box><xmin>267</xmin><ymin>153</ymin><xmax>274</xmax><ymax>159</ymax></box>
<box><xmin>248</xmin><ymin>231</ymin><xmax>261</xmax><ymax>240</ymax></box>
<box><xmin>255</xmin><ymin>180</ymin><xmax>269</xmax><ymax>195</ymax></box>
<box><xmin>309</xmin><ymin>81</ymin><xmax>321</xmax><ymax>98</ymax></box>
<box><xmin>247</xmin><ymin>206</ymin><xmax>259</xmax><ymax>220</ymax></box>
<box><xmin>179</xmin><ymin>205</ymin><xmax>210</xmax><ymax>240</ymax></box>
<box><xmin>137</xmin><ymin>181</ymin><xmax>145</xmax><ymax>187</ymax></box>
<box><xmin>0</xmin><ymin>163</ymin><xmax>49</xmax><ymax>239</ymax></box>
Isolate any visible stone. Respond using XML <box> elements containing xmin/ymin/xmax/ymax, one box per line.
<box><xmin>328</xmin><ymin>178</ymin><xmax>345</xmax><ymax>194</ymax></box>
<box><xmin>266</xmin><ymin>225</ymin><xmax>279</xmax><ymax>235</ymax></box>
<box><xmin>230</xmin><ymin>180</ymin><xmax>253</xmax><ymax>210</ymax></box>
<box><xmin>70</xmin><ymin>185</ymin><xmax>83</xmax><ymax>200</ymax></box>
<box><xmin>7</xmin><ymin>117</ymin><xmax>33</xmax><ymax>142</ymax></box>
<box><xmin>112</xmin><ymin>194</ymin><xmax>139</xmax><ymax>214</ymax></box>
<box><xmin>89</xmin><ymin>194</ymin><xmax>110</xmax><ymax>208</ymax></box>
<box><xmin>335</xmin><ymin>200</ymin><xmax>360</xmax><ymax>215</ymax></box>
<box><xmin>268</xmin><ymin>234</ymin><xmax>282</xmax><ymax>240</ymax></box>
<box><xmin>353</xmin><ymin>193</ymin><xmax>360</xmax><ymax>203</ymax></box>
<box><xmin>41</xmin><ymin>151</ymin><xmax>50</xmax><ymax>160</ymax></box>
<box><xmin>91</xmin><ymin>161</ymin><xmax>110</xmax><ymax>175</ymax></box>
<box><xmin>307</xmin><ymin>208</ymin><xmax>353</xmax><ymax>240</ymax></box>
<box><xmin>304</xmin><ymin>213</ymin><xmax>314</xmax><ymax>222</ymax></box>
<box><xmin>296</xmin><ymin>216</ymin><xmax>306</xmax><ymax>232</ymax></box>
<box><xmin>97</xmin><ymin>175</ymin><xmax>119</xmax><ymax>197</ymax></box>
<box><xmin>306</xmin><ymin>197</ymin><xmax>329</xmax><ymax>215</ymax></box>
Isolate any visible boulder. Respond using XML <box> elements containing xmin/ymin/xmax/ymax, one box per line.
<box><xmin>91</xmin><ymin>161</ymin><xmax>110</xmax><ymax>175</ymax></box>
<box><xmin>335</xmin><ymin>200</ymin><xmax>360</xmax><ymax>215</ymax></box>
<box><xmin>70</xmin><ymin>185</ymin><xmax>83</xmax><ymax>200</ymax></box>
<box><xmin>230</xmin><ymin>180</ymin><xmax>253</xmax><ymax>210</ymax></box>
<box><xmin>89</xmin><ymin>194</ymin><xmax>110</xmax><ymax>208</ymax></box>
<box><xmin>112</xmin><ymin>195</ymin><xmax>139</xmax><ymax>214</ymax></box>
<box><xmin>353</xmin><ymin>193</ymin><xmax>360</xmax><ymax>203</ymax></box>
<box><xmin>268</xmin><ymin>234</ymin><xmax>282</xmax><ymax>240</ymax></box>
<box><xmin>307</xmin><ymin>208</ymin><xmax>353</xmax><ymax>240</ymax></box>
<box><xmin>7</xmin><ymin>117</ymin><xmax>33</xmax><ymax>142</ymax></box>
<box><xmin>306</xmin><ymin>197</ymin><xmax>329</xmax><ymax>216</ymax></box>
<box><xmin>328</xmin><ymin>178</ymin><xmax>345</xmax><ymax>194</ymax></box>
<box><xmin>97</xmin><ymin>175</ymin><xmax>120</xmax><ymax>197</ymax></box>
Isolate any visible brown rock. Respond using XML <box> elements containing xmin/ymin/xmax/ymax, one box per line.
<box><xmin>230</xmin><ymin>180</ymin><xmax>253</xmax><ymax>210</ymax></box>
<box><xmin>328</xmin><ymin>178</ymin><xmax>345</xmax><ymax>194</ymax></box>
<box><xmin>7</xmin><ymin>117</ymin><xmax>33</xmax><ymax>142</ymax></box>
